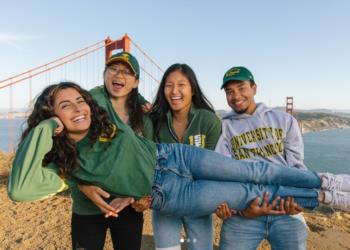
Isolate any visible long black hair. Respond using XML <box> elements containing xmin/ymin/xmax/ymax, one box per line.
<box><xmin>103</xmin><ymin>67</ymin><xmax>145</xmax><ymax>135</ymax></box>
<box><xmin>150</xmin><ymin>63</ymin><xmax>214</xmax><ymax>138</ymax></box>
<box><xmin>20</xmin><ymin>82</ymin><xmax>115</xmax><ymax>177</ymax></box>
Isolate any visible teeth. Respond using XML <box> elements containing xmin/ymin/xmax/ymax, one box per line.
<box><xmin>73</xmin><ymin>115</ymin><xmax>85</xmax><ymax>122</ymax></box>
<box><xmin>171</xmin><ymin>96</ymin><xmax>182</xmax><ymax>100</ymax></box>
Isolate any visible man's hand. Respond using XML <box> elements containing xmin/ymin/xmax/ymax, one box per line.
<box><xmin>215</xmin><ymin>203</ymin><xmax>237</xmax><ymax>220</ymax></box>
<box><xmin>242</xmin><ymin>192</ymin><xmax>287</xmax><ymax>218</ymax></box>
<box><xmin>131</xmin><ymin>195</ymin><xmax>151</xmax><ymax>212</ymax></box>
<box><xmin>279</xmin><ymin>197</ymin><xmax>303</xmax><ymax>215</ymax></box>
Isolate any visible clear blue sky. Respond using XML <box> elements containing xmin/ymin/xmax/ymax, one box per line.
<box><xmin>1</xmin><ymin>0</ymin><xmax>349</xmax><ymax>111</ymax></box>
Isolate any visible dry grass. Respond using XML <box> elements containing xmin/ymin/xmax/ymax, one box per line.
<box><xmin>0</xmin><ymin>151</ymin><xmax>13</xmax><ymax>179</ymax></box>
<box><xmin>1</xmin><ymin>150</ymin><xmax>350</xmax><ymax>249</ymax></box>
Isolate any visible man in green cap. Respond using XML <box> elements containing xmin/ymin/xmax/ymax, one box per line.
<box><xmin>215</xmin><ymin>66</ymin><xmax>308</xmax><ymax>250</ymax></box>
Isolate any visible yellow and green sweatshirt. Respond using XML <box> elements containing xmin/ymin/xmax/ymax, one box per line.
<box><xmin>155</xmin><ymin>105</ymin><xmax>221</xmax><ymax>150</ymax></box>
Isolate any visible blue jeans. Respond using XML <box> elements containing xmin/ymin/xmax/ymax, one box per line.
<box><xmin>220</xmin><ymin>214</ymin><xmax>307</xmax><ymax>250</ymax></box>
<box><xmin>151</xmin><ymin>143</ymin><xmax>320</xmax><ymax>217</ymax></box>
<box><xmin>152</xmin><ymin>211</ymin><xmax>213</xmax><ymax>250</ymax></box>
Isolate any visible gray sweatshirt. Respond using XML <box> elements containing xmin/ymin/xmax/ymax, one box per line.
<box><xmin>215</xmin><ymin>103</ymin><xmax>307</xmax><ymax>169</ymax></box>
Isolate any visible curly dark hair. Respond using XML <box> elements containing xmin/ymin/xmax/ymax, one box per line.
<box><xmin>20</xmin><ymin>81</ymin><xmax>115</xmax><ymax>177</ymax></box>
<box><xmin>150</xmin><ymin>63</ymin><xmax>215</xmax><ymax>140</ymax></box>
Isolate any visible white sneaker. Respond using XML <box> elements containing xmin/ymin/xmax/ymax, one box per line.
<box><xmin>323</xmin><ymin>190</ymin><xmax>350</xmax><ymax>212</ymax></box>
<box><xmin>319</xmin><ymin>173</ymin><xmax>350</xmax><ymax>192</ymax></box>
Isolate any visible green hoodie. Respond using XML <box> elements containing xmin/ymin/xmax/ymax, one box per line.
<box><xmin>8</xmin><ymin>119</ymin><xmax>157</xmax><ymax>214</ymax></box>
<box><xmin>70</xmin><ymin>86</ymin><xmax>154</xmax><ymax>214</ymax></box>
<box><xmin>8</xmin><ymin>86</ymin><xmax>155</xmax><ymax>215</ymax></box>
<box><xmin>155</xmin><ymin>105</ymin><xmax>221</xmax><ymax>150</ymax></box>
<box><xmin>89</xmin><ymin>86</ymin><xmax>154</xmax><ymax>139</ymax></box>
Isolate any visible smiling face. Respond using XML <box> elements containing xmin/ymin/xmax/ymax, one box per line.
<box><xmin>224</xmin><ymin>80</ymin><xmax>257</xmax><ymax>114</ymax></box>
<box><xmin>104</xmin><ymin>62</ymin><xmax>139</xmax><ymax>100</ymax></box>
<box><xmin>53</xmin><ymin>87</ymin><xmax>91</xmax><ymax>141</ymax></box>
<box><xmin>164</xmin><ymin>70</ymin><xmax>193</xmax><ymax>114</ymax></box>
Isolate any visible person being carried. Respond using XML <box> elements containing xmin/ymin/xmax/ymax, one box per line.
<box><xmin>7</xmin><ymin>82</ymin><xmax>350</xmax><ymax>233</ymax></box>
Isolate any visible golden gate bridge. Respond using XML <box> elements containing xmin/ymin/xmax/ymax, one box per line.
<box><xmin>0</xmin><ymin>34</ymin><xmax>296</xmax><ymax>152</ymax></box>
<box><xmin>0</xmin><ymin>34</ymin><xmax>164</xmax><ymax>152</ymax></box>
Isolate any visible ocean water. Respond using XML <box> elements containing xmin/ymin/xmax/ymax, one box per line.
<box><xmin>303</xmin><ymin>128</ymin><xmax>350</xmax><ymax>174</ymax></box>
<box><xmin>0</xmin><ymin>119</ymin><xmax>26</xmax><ymax>152</ymax></box>
<box><xmin>0</xmin><ymin>119</ymin><xmax>349</xmax><ymax>174</ymax></box>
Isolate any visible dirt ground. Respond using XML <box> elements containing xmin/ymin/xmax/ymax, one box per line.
<box><xmin>1</xmin><ymin>151</ymin><xmax>350</xmax><ymax>250</ymax></box>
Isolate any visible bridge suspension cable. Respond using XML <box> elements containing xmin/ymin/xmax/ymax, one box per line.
<box><xmin>0</xmin><ymin>34</ymin><xmax>163</xmax><ymax>153</ymax></box>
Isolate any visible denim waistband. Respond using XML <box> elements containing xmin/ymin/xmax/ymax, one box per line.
<box><xmin>155</xmin><ymin>143</ymin><xmax>170</xmax><ymax>159</ymax></box>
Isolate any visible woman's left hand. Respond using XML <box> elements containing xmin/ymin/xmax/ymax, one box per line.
<box><xmin>51</xmin><ymin>116</ymin><xmax>65</xmax><ymax>136</ymax></box>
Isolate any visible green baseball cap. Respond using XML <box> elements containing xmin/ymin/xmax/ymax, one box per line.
<box><xmin>106</xmin><ymin>52</ymin><xmax>140</xmax><ymax>77</ymax></box>
<box><xmin>221</xmin><ymin>66</ymin><xmax>254</xmax><ymax>89</ymax></box>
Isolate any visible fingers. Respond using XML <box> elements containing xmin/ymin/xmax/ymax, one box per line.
<box><xmin>251</xmin><ymin>196</ymin><xmax>261</xmax><ymax>206</ymax></box>
<box><xmin>132</xmin><ymin>196</ymin><xmax>151</xmax><ymax>212</ymax></box>
<box><xmin>277</xmin><ymin>197</ymin><xmax>285</xmax><ymax>211</ymax></box>
<box><xmin>78</xmin><ymin>185</ymin><xmax>116</xmax><ymax>216</ymax></box>
<box><xmin>96</xmin><ymin>197</ymin><xmax>118</xmax><ymax>216</ymax></box>
<box><xmin>261</xmin><ymin>192</ymin><xmax>270</xmax><ymax>208</ymax></box>
<box><xmin>106</xmin><ymin>197</ymin><xmax>135</xmax><ymax>217</ymax></box>
<box><xmin>215</xmin><ymin>203</ymin><xmax>236</xmax><ymax>220</ymax></box>
<box><xmin>110</xmin><ymin>198</ymin><xmax>134</xmax><ymax>212</ymax></box>
<box><xmin>104</xmin><ymin>211</ymin><xmax>118</xmax><ymax>218</ymax></box>
<box><xmin>96</xmin><ymin>187</ymin><xmax>110</xmax><ymax>199</ymax></box>
<box><xmin>52</xmin><ymin>117</ymin><xmax>65</xmax><ymax>136</ymax></box>
<box><xmin>269</xmin><ymin>195</ymin><xmax>281</xmax><ymax>210</ymax></box>
<box><xmin>284</xmin><ymin>197</ymin><xmax>303</xmax><ymax>215</ymax></box>
<box><xmin>260</xmin><ymin>193</ymin><xmax>285</xmax><ymax>215</ymax></box>
<box><xmin>141</xmin><ymin>103</ymin><xmax>153</xmax><ymax>113</ymax></box>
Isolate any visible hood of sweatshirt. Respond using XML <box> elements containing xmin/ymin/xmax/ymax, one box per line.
<box><xmin>222</xmin><ymin>102</ymin><xmax>271</xmax><ymax>121</ymax></box>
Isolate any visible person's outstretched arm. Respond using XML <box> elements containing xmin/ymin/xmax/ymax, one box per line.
<box><xmin>7</xmin><ymin>119</ymin><xmax>68</xmax><ymax>201</ymax></box>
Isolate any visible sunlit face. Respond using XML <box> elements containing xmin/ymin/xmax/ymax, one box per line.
<box><xmin>104</xmin><ymin>62</ymin><xmax>139</xmax><ymax>99</ymax></box>
<box><xmin>53</xmin><ymin>88</ymin><xmax>91</xmax><ymax>141</ymax></box>
<box><xmin>224</xmin><ymin>80</ymin><xmax>257</xmax><ymax>114</ymax></box>
<box><xmin>164</xmin><ymin>70</ymin><xmax>193</xmax><ymax>113</ymax></box>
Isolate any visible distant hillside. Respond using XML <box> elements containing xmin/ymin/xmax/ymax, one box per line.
<box><xmin>216</xmin><ymin>110</ymin><xmax>350</xmax><ymax>133</ymax></box>
<box><xmin>296</xmin><ymin>112</ymin><xmax>350</xmax><ymax>133</ymax></box>
<box><xmin>215</xmin><ymin>110</ymin><xmax>228</xmax><ymax>119</ymax></box>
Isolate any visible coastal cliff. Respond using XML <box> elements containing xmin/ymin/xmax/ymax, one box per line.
<box><xmin>296</xmin><ymin>112</ymin><xmax>350</xmax><ymax>133</ymax></box>
<box><xmin>216</xmin><ymin>110</ymin><xmax>350</xmax><ymax>133</ymax></box>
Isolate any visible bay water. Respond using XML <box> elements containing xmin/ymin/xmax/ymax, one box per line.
<box><xmin>0</xmin><ymin>119</ymin><xmax>349</xmax><ymax>174</ymax></box>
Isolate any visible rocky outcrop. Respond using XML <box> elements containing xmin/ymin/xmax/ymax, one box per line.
<box><xmin>297</xmin><ymin>114</ymin><xmax>350</xmax><ymax>133</ymax></box>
